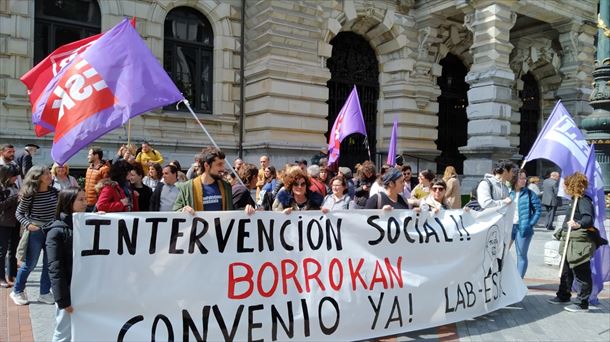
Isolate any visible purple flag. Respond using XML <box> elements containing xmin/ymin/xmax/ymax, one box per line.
<box><xmin>524</xmin><ymin>100</ymin><xmax>608</xmax><ymax>304</ymax></box>
<box><xmin>387</xmin><ymin>117</ymin><xmax>398</xmax><ymax>166</ymax></box>
<box><xmin>523</xmin><ymin>101</ymin><xmax>590</xmax><ymax>198</ymax></box>
<box><xmin>328</xmin><ymin>86</ymin><xmax>367</xmax><ymax>165</ymax></box>
<box><xmin>584</xmin><ymin>145</ymin><xmax>610</xmax><ymax>304</ymax></box>
<box><xmin>37</xmin><ymin>19</ymin><xmax>183</xmax><ymax>165</ymax></box>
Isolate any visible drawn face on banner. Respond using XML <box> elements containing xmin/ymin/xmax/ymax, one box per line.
<box><xmin>482</xmin><ymin>225</ymin><xmax>500</xmax><ymax>275</ymax></box>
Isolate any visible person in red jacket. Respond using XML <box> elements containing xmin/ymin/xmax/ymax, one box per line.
<box><xmin>95</xmin><ymin>160</ymin><xmax>139</xmax><ymax>212</ymax></box>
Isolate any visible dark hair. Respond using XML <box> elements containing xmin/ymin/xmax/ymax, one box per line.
<box><xmin>492</xmin><ymin>159</ymin><xmax>515</xmax><ymax>175</ymax></box>
<box><xmin>265</xmin><ymin>165</ymin><xmax>277</xmax><ymax>181</ymax></box>
<box><xmin>131</xmin><ymin>163</ymin><xmax>145</xmax><ymax>178</ymax></box>
<box><xmin>55</xmin><ymin>187</ymin><xmax>82</xmax><ymax>218</ymax></box>
<box><xmin>109</xmin><ymin>160</ymin><xmax>133</xmax><ymax>184</ymax></box>
<box><xmin>198</xmin><ymin>147</ymin><xmax>225</xmax><ymax>170</ymax></box>
<box><xmin>90</xmin><ymin>146</ymin><xmax>104</xmax><ymax>160</ymax></box>
<box><xmin>1</xmin><ymin>144</ymin><xmax>14</xmax><ymax>151</ymax></box>
<box><xmin>431</xmin><ymin>178</ymin><xmax>447</xmax><ymax>189</ymax></box>
<box><xmin>0</xmin><ymin>164</ymin><xmax>20</xmax><ymax>187</ymax></box>
<box><xmin>419</xmin><ymin>169</ymin><xmax>435</xmax><ymax>181</ymax></box>
<box><xmin>401</xmin><ymin>165</ymin><xmax>412</xmax><ymax>172</ymax></box>
<box><xmin>329</xmin><ymin>175</ymin><xmax>347</xmax><ymax>194</ymax></box>
<box><xmin>163</xmin><ymin>164</ymin><xmax>178</xmax><ymax>175</ymax></box>
<box><xmin>238</xmin><ymin>163</ymin><xmax>259</xmax><ymax>184</ymax></box>
<box><xmin>169</xmin><ymin>160</ymin><xmax>182</xmax><ymax>172</ymax></box>
<box><xmin>142</xmin><ymin>141</ymin><xmax>150</xmax><ymax>145</ymax></box>
<box><xmin>149</xmin><ymin>163</ymin><xmax>163</xmax><ymax>180</ymax></box>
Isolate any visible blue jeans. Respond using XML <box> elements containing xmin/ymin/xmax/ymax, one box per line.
<box><xmin>512</xmin><ymin>224</ymin><xmax>533</xmax><ymax>278</ymax></box>
<box><xmin>53</xmin><ymin>305</ymin><xmax>71</xmax><ymax>342</ymax></box>
<box><xmin>13</xmin><ymin>229</ymin><xmax>51</xmax><ymax>295</ymax></box>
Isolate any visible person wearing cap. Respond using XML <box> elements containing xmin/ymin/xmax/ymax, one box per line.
<box><xmin>365</xmin><ymin>168</ymin><xmax>409</xmax><ymax>210</ymax></box>
<box><xmin>15</xmin><ymin>144</ymin><xmax>39</xmax><ymax>177</ymax></box>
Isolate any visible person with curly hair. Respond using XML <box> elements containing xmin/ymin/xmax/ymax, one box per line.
<box><xmin>272</xmin><ymin>166</ymin><xmax>323</xmax><ymax>213</ymax></box>
<box><xmin>548</xmin><ymin>172</ymin><xmax>607</xmax><ymax>312</ymax></box>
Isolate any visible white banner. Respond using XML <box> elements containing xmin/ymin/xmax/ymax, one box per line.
<box><xmin>71</xmin><ymin>206</ymin><xmax>526</xmax><ymax>341</ymax></box>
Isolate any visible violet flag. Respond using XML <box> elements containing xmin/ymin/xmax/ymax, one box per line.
<box><xmin>32</xmin><ymin>19</ymin><xmax>183</xmax><ymax>165</ymax></box>
<box><xmin>523</xmin><ymin>101</ymin><xmax>590</xmax><ymax>197</ymax></box>
<box><xmin>523</xmin><ymin>101</ymin><xmax>608</xmax><ymax>304</ymax></box>
<box><xmin>328</xmin><ymin>86</ymin><xmax>368</xmax><ymax>166</ymax></box>
<box><xmin>387</xmin><ymin>117</ymin><xmax>398</xmax><ymax>166</ymax></box>
<box><xmin>584</xmin><ymin>145</ymin><xmax>610</xmax><ymax>304</ymax></box>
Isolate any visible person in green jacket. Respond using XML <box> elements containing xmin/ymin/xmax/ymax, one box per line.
<box><xmin>548</xmin><ymin>172</ymin><xmax>596</xmax><ymax>312</ymax></box>
<box><xmin>173</xmin><ymin>147</ymin><xmax>233</xmax><ymax>213</ymax></box>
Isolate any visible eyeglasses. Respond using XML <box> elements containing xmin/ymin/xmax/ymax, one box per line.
<box><xmin>294</xmin><ymin>181</ymin><xmax>306</xmax><ymax>187</ymax></box>
<box><xmin>431</xmin><ymin>187</ymin><xmax>445</xmax><ymax>192</ymax></box>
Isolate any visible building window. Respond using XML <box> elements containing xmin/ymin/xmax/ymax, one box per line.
<box><xmin>34</xmin><ymin>0</ymin><xmax>101</xmax><ymax>64</ymax></box>
<box><xmin>164</xmin><ymin>7</ymin><xmax>214</xmax><ymax>114</ymax></box>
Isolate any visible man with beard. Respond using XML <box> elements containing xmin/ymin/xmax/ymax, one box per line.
<box><xmin>174</xmin><ymin>147</ymin><xmax>233</xmax><ymax>213</ymax></box>
<box><xmin>0</xmin><ymin>144</ymin><xmax>16</xmax><ymax>166</ymax></box>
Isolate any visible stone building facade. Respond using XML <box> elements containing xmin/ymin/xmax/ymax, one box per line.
<box><xmin>0</xmin><ymin>0</ymin><xmax>600</xmax><ymax>187</ymax></box>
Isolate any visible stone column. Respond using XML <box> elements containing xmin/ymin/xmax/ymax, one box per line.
<box><xmin>583</xmin><ymin>0</ymin><xmax>610</xmax><ymax>201</ymax></box>
<box><xmin>459</xmin><ymin>1</ymin><xmax>517</xmax><ymax>188</ymax></box>
<box><xmin>553</xmin><ymin>21</ymin><xmax>597</xmax><ymax>120</ymax></box>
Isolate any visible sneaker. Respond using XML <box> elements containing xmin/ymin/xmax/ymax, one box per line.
<box><xmin>547</xmin><ymin>297</ymin><xmax>571</xmax><ymax>304</ymax></box>
<box><xmin>9</xmin><ymin>291</ymin><xmax>28</xmax><ymax>305</ymax></box>
<box><xmin>38</xmin><ymin>292</ymin><xmax>55</xmax><ymax>304</ymax></box>
<box><xmin>564</xmin><ymin>304</ymin><xmax>589</xmax><ymax>312</ymax></box>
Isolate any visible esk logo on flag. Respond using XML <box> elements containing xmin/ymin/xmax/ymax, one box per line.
<box><xmin>43</xmin><ymin>57</ymin><xmax>116</xmax><ymax>142</ymax></box>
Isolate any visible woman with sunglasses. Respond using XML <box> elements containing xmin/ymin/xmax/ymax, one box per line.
<box><xmin>272</xmin><ymin>166</ymin><xmax>323</xmax><ymax>213</ymax></box>
<box><xmin>422</xmin><ymin>178</ymin><xmax>449</xmax><ymax>214</ymax></box>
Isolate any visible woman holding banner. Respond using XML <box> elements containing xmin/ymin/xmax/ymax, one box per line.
<box><xmin>272</xmin><ymin>166</ymin><xmax>323</xmax><ymax>213</ymax></box>
<box><xmin>321</xmin><ymin>175</ymin><xmax>350</xmax><ymax>212</ymax></box>
<box><xmin>509</xmin><ymin>169</ymin><xmax>542</xmax><ymax>278</ymax></box>
<box><xmin>44</xmin><ymin>187</ymin><xmax>87</xmax><ymax>342</ymax></box>
<box><xmin>365</xmin><ymin>168</ymin><xmax>409</xmax><ymax>210</ymax></box>
<box><xmin>548</xmin><ymin>172</ymin><xmax>603</xmax><ymax>313</ymax></box>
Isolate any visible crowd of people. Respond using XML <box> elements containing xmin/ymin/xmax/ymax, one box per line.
<box><xmin>0</xmin><ymin>141</ymin><xmax>604</xmax><ymax>341</ymax></box>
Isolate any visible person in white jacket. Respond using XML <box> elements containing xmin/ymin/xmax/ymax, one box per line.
<box><xmin>477</xmin><ymin>160</ymin><xmax>514</xmax><ymax>209</ymax></box>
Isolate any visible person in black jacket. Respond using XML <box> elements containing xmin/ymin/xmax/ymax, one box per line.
<box><xmin>44</xmin><ymin>187</ymin><xmax>87</xmax><ymax>342</ymax></box>
<box><xmin>232</xmin><ymin>163</ymin><xmax>258</xmax><ymax>210</ymax></box>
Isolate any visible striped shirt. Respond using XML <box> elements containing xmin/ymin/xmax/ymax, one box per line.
<box><xmin>15</xmin><ymin>189</ymin><xmax>58</xmax><ymax>228</ymax></box>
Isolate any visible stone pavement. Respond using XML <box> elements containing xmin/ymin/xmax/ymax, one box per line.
<box><xmin>1</xmin><ymin>227</ymin><xmax>609</xmax><ymax>341</ymax></box>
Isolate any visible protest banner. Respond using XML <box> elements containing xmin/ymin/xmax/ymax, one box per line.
<box><xmin>71</xmin><ymin>207</ymin><xmax>526</xmax><ymax>341</ymax></box>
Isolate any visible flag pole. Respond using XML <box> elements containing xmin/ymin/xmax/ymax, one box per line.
<box><xmin>180</xmin><ymin>99</ymin><xmax>248</xmax><ymax>191</ymax></box>
<box><xmin>558</xmin><ymin>196</ymin><xmax>579</xmax><ymax>277</ymax></box>
<box><xmin>127</xmin><ymin>120</ymin><xmax>131</xmax><ymax>146</ymax></box>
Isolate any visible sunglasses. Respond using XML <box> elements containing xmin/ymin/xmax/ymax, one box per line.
<box><xmin>431</xmin><ymin>187</ymin><xmax>445</xmax><ymax>192</ymax></box>
<box><xmin>294</xmin><ymin>181</ymin><xmax>306</xmax><ymax>187</ymax></box>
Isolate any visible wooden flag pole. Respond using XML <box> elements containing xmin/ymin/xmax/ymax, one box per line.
<box><xmin>558</xmin><ymin>196</ymin><xmax>580</xmax><ymax>277</ymax></box>
<box><xmin>127</xmin><ymin>120</ymin><xmax>131</xmax><ymax>146</ymax></box>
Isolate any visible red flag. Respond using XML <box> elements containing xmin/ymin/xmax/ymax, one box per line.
<box><xmin>21</xmin><ymin>18</ymin><xmax>136</xmax><ymax>137</ymax></box>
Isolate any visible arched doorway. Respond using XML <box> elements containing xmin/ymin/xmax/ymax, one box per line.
<box><xmin>326</xmin><ymin>32</ymin><xmax>379</xmax><ymax>170</ymax></box>
<box><xmin>519</xmin><ymin>72</ymin><xmax>541</xmax><ymax>177</ymax></box>
<box><xmin>436</xmin><ymin>53</ymin><xmax>469</xmax><ymax>174</ymax></box>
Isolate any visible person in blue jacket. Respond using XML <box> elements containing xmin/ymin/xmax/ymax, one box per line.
<box><xmin>510</xmin><ymin>169</ymin><xmax>542</xmax><ymax>278</ymax></box>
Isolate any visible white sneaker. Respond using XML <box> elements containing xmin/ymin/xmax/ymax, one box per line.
<box><xmin>10</xmin><ymin>291</ymin><xmax>28</xmax><ymax>305</ymax></box>
<box><xmin>38</xmin><ymin>292</ymin><xmax>55</xmax><ymax>304</ymax></box>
